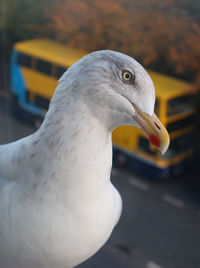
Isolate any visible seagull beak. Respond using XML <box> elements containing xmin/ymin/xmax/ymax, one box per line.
<box><xmin>132</xmin><ymin>103</ymin><xmax>170</xmax><ymax>154</ymax></box>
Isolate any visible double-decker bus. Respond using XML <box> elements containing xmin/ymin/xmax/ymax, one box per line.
<box><xmin>10</xmin><ymin>39</ymin><xmax>198</xmax><ymax>179</ymax></box>
<box><xmin>10</xmin><ymin>39</ymin><xmax>87</xmax><ymax>125</ymax></box>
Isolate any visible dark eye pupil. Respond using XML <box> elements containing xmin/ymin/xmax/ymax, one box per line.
<box><xmin>122</xmin><ymin>70</ymin><xmax>134</xmax><ymax>82</ymax></box>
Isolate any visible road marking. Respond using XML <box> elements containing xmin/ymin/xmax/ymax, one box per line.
<box><xmin>129</xmin><ymin>177</ymin><xmax>149</xmax><ymax>192</ymax></box>
<box><xmin>162</xmin><ymin>194</ymin><xmax>184</xmax><ymax>208</ymax></box>
<box><xmin>146</xmin><ymin>261</ymin><xmax>163</xmax><ymax>268</ymax></box>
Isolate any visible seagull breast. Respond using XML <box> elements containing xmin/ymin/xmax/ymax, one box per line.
<box><xmin>0</xmin><ymin>50</ymin><xmax>169</xmax><ymax>268</ymax></box>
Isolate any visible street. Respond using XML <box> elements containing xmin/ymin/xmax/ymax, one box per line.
<box><xmin>0</xmin><ymin>92</ymin><xmax>200</xmax><ymax>268</ymax></box>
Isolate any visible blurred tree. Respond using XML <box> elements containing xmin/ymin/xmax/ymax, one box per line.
<box><xmin>0</xmin><ymin>0</ymin><xmax>199</xmax><ymax>84</ymax></box>
<box><xmin>0</xmin><ymin>0</ymin><xmax>54</xmax><ymax>43</ymax></box>
<box><xmin>44</xmin><ymin>0</ymin><xmax>200</xmax><ymax>82</ymax></box>
<box><xmin>121</xmin><ymin>0</ymin><xmax>200</xmax><ymax>80</ymax></box>
<box><xmin>45</xmin><ymin>0</ymin><xmax>131</xmax><ymax>51</ymax></box>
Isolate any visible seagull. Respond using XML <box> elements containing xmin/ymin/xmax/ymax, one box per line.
<box><xmin>0</xmin><ymin>50</ymin><xmax>169</xmax><ymax>268</ymax></box>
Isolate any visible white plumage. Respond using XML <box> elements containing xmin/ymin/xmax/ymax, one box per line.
<box><xmin>0</xmin><ymin>50</ymin><xmax>169</xmax><ymax>268</ymax></box>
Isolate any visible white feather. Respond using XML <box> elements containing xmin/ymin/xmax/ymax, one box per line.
<box><xmin>0</xmin><ymin>50</ymin><xmax>155</xmax><ymax>268</ymax></box>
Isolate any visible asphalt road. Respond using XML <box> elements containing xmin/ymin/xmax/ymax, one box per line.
<box><xmin>0</xmin><ymin>92</ymin><xmax>200</xmax><ymax>268</ymax></box>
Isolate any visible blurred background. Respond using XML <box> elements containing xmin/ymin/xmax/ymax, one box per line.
<box><xmin>0</xmin><ymin>0</ymin><xmax>200</xmax><ymax>267</ymax></box>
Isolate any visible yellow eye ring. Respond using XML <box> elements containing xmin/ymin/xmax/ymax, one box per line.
<box><xmin>122</xmin><ymin>70</ymin><xmax>133</xmax><ymax>82</ymax></box>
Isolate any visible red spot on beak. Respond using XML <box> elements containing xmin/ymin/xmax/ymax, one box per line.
<box><xmin>149</xmin><ymin>134</ymin><xmax>161</xmax><ymax>147</ymax></box>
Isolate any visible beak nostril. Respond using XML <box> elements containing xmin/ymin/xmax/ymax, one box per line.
<box><xmin>154</xmin><ymin>122</ymin><xmax>161</xmax><ymax>130</ymax></box>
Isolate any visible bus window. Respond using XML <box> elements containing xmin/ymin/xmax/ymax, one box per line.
<box><xmin>56</xmin><ymin>66</ymin><xmax>67</xmax><ymax>79</ymax></box>
<box><xmin>162</xmin><ymin>132</ymin><xmax>193</xmax><ymax>159</ymax></box>
<box><xmin>36</xmin><ymin>59</ymin><xmax>52</xmax><ymax>76</ymax></box>
<box><xmin>167</xmin><ymin>95</ymin><xmax>194</xmax><ymax>116</ymax></box>
<box><xmin>167</xmin><ymin>115</ymin><xmax>195</xmax><ymax>132</ymax></box>
<box><xmin>139</xmin><ymin>137</ymin><xmax>156</xmax><ymax>156</ymax></box>
<box><xmin>17</xmin><ymin>53</ymin><xmax>31</xmax><ymax>68</ymax></box>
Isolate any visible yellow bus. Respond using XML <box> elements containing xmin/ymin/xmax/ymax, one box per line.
<box><xmin>10</xmin><ymin>38</ymin><xmax>87</xmax><ymax>124</ymax></box>
<box><xmin>113</xmin><ymin>72</ymin><xmax>198</xmax><ymax>178</ymax></box>
<box><xmin>10</xmin><ymin>39</ymin><xmax>198</xmax><ymax>179</ymax></box>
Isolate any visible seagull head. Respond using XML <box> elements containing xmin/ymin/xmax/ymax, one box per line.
<box><xmin>59</xmin><ymin>50</ymin><xmax>169</xmax><ymax>154</ymax></box>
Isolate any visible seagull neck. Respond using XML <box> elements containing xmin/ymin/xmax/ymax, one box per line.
<box><xmin>38</xmin><ymin>100</ymin><xmax>113</xmax><ymax>189</ymax></box>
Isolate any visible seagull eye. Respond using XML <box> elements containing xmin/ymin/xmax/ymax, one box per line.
<box><xmin>122</xmin><ymin>70</ymin><xmax>133</xmax><ymax>82</ymax></box>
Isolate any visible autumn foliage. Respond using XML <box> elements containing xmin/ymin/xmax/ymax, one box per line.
<box><xmin>43</xmin><ymin>0</ymin><xmax>200</xmax><ymax>82</ymax></box>
<box><xmin>1</xmin><ymin>0</ymin><xmax>200</xmax><ymax>83</ymax></box>
<box><xmin>45</xmin><ymin>0</ymin><xmax>131</xmax><ymax>52</ymax></box>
